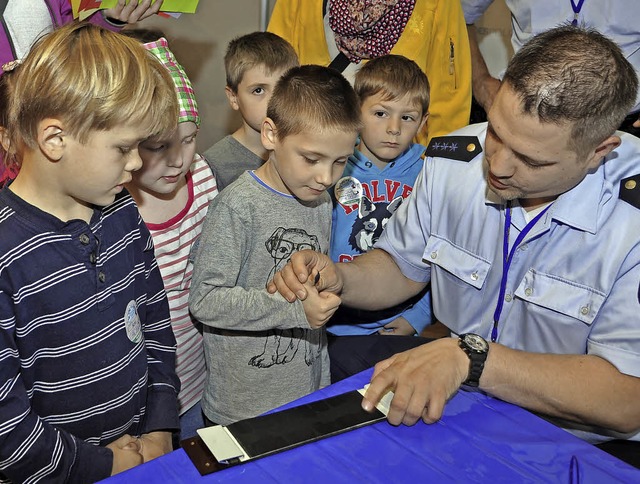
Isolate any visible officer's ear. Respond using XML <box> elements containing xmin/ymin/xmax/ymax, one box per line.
<box><xmin>584</xmin><ymin>135</ymin><xmax>620</xmax><ymax>171</ymax></box>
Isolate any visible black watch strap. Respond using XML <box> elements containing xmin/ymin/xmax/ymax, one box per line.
<box><xmin>459</xmin><ymin>334</ymin><xmax>489</xmax><ymax>387</ymax></box>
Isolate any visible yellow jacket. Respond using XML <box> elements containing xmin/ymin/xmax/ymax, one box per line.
<box><xmin>268</xmin><ymin>0</ymin><xmax>472</xmax><ymax>144</ymax></box>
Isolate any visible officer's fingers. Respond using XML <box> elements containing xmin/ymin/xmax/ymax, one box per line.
<box><xmin>370</xmin><ymin>354</ymin><xmax>396</xmax><ymax>380</ymax></box>
<box><xmin>290</xmin><ymin>250</ymin><xmax>318</xmax><ymax>283</ymax></box>
<box><xmin>271</xmin><ymin>264</ymin><xmax>308</xmax><ymax>302</ymax></box>
<box><xmin>422</xmin><ymin>394</ymin><xmax>446</xmax><ymax>424</ymax></box>
<box><xmin>362</xmin><ymin>361</ymin><xmax>397</xmax><ymax>413</ymax></box>
<box><xmin>385</xmin><ymin>381</ymin><xmax>415</xmax><ymax>426</ymax></box>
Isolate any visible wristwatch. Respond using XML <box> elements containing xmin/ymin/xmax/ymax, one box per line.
<box><xmin>458</xmin><ymin>333</ymin><xmax>489</xmax><ymax>387</ymax></box>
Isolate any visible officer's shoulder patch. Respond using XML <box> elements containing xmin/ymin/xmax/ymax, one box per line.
<box><xmin>425</xmin><ymin>136</ymin><xmax>482</xmax><ymax>162</ymax></box>
<box><xmin>619</xmin><ymin>175</ymin><xmax>640</xmax><ymax>209</ymax></box>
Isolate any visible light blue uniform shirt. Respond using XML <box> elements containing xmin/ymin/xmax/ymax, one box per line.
<box><xmin>461</xmin><ymin>0</ymin><xmax>640</xmax><ymax>113</ymax></box>
<box><xmin>376</xmin><ymin>123</ymin><xmax>640</xmax><ymax>442</ymax></box>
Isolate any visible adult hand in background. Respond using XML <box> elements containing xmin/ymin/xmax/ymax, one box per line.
<box><xmin>473</xmin><ymin>74</ymin><xmax>501</xmax><ymax>113</ymax></box>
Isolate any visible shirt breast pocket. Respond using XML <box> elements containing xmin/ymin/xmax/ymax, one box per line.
<box><xmin>514</xmin><ymin>269</ymin><xmax>606</xmax><ymax>325</ymax></box>
<box><xmin>424</xmin><ymin>235</ymin><xmax>491</xmax><ymax>290</ymax></box>
<box><xmin>424</xmin><ymin>236</ymin><xmax>492</xmax><ymax>325</ymax></box>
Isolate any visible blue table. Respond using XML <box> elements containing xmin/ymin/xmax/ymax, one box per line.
<box><xmin>103</xmin><ymin>369</ymin><xmax>639</xmax><ymax>483</ymax></box>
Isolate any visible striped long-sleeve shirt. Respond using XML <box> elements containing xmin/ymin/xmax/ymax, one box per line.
<box><xmin>145</xmin><ymin>155</ymin><xmax>217</xmax><ymax>414</ymax></box>
<box><xmin>0</xmin><ymin>189</ymin><xmax>180</xmax><ymax>483</ymax></box>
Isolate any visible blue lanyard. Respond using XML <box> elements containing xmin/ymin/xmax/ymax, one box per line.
<box><xmin>491</xmin><ymin>202</ymin><xmax>552</xmax><ymax>342</ymax></box>
<box><xmin>570</xmin><ymin>0</ymin><xmax>586</xmax><ymax>25</ymax></box>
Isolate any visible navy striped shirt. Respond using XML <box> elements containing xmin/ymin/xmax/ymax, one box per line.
<box><xmin>0</xmin><ymin>189</ymin><xmax>179</xmax><ymax>483</ymax></box>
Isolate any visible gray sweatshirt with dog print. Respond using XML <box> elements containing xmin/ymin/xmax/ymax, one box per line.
<box><xmin>190</xmin><ymin>171</ymin><xmax>331</xmax><ymax>425</ymax></box>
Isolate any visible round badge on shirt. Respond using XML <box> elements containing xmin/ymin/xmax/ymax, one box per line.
<box><xmin>124</xmin><ymin>300</ymin><xmax>142</xmax><ymax>343</ymax></box>
<box><xmin>334</xmin><ymin>176</ymin><xmax>363</xmax><ymax>206</ymax></box>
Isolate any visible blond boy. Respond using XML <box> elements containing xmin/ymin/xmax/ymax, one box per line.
<box><xmin>0</xmin><ymin>24</ymin><xmax>180</xmax><ymax>481</ymax></box>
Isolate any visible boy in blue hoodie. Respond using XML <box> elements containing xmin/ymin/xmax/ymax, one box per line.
<box><xmin>328</xmin><ymin>54</ymin><xmax>433</xmax><ymax>381</ymax></box>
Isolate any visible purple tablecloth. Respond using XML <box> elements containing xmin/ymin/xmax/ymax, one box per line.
<box><xmin>103</xmin><ymin>368</ymin><xmax>639</xmax><ymax>483</ymax></box>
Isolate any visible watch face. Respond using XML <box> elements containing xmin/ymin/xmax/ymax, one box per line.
<box><xmin>464</xmin><ymin>334</ymin><xmax>488</xmax><ymax>352</ymax></box>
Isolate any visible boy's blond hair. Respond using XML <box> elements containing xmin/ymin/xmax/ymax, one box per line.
<box><xmin>354</xmin><ymin>55</ymin><xmax>430</xmax><ymax>116</ymax></box>
<box><xmin>0</xmin><ymin>66</ymin><xmax>18</xmax><ymax>170</ymax></box>
<box><xmin>267</xmin><ymin>65</ymin><xmax>362</xmax><ymax>139</ymax></box>
<box><xmin>224</xmin><ymin>31</ymin><xmax>299</xmax><ymax>91</ymax></box>
<box><xmin>9</xmin><ymin>23</ymin><xmax>178</xmax><ymax>150</ymax></box>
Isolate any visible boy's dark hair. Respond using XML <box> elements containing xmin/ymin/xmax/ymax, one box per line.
<box><xmin>354</xmin><ymin>55</ymin><xmax>430</xmax><ymax>116</ymax></box>
<box><xmin>267</xmin><ymin>65</ymin><xmax>362</xmax><ymax>139</ymax></box>
<box><xmin>225</xmin><ymin>31</ymin><xmax>299</xmax><ymax>91</ymax></box>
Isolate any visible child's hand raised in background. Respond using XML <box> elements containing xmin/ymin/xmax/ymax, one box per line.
<box><xmin>301</xmin><ymin>272</ymin><xmax>341</xmax><ymax>329</ymax></box>
<box><xmin>105</xmin><ymin>0</ymin><xmax>164</xmax><ymax>24</ymax></box>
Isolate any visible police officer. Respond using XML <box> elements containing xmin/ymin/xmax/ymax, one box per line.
<box><xmin>269</xmin><ymin>25</ymin><xmax>640</xmax><ymax>466</ymax></box>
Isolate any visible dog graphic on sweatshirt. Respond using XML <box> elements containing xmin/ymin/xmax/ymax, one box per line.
<box><xmin>249</xmin><ymin>227</ymin><xmax>322</xmax><ymax>368</ymax></box>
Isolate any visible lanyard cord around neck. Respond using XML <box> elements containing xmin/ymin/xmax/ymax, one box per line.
<box><xmin>491</xmin><ymin>201</ymin><xmax>552</xmax><ymax>342</ymax></box>
<box><xmin>570</xmin><ymin>0</ymin><xmax>586</xmax><ymax>25</ymax></box>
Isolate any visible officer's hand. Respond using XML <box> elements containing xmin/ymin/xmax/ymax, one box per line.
<box><xmin>361</xmin><ymin>338</ymin><xmax>469</xmax><ymax>425</ymax></box>
<box><xmin>267</xmin><ymin>250</ymin><xmax>342</xmax><ymax>302</ymax></box>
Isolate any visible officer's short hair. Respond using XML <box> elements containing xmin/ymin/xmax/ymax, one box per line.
<box><xmin>503</xmin><ymin>24</ymin><xmax>638</xmax><ymax>155</ymax></box>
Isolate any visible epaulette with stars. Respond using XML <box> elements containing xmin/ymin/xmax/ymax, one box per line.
<box><xmin>619</xmin><ymin>174</ymin><xmax>640</xmax><ymax>209</ymax></box>
<box><xmin>425</xmin><ymin>136</ymin><xmax>482</xmax><ymax>162</ymax></box>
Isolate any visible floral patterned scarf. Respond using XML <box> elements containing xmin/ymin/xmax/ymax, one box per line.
<box><xmin>328</xmin><ymin>0</ymin><xmax>416</xmax><ymax>63</ymax></box>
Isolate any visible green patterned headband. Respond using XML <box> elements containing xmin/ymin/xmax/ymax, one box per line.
<box><xmin>144</xmin><ymin>37</ymin><xmax>200</xmax><ymax>127</ymax></box>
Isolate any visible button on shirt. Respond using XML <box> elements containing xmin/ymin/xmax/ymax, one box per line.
<box><xmin>375</xmin><ymin>123</ymin><xmax>640</xmax><ymax>442</ymax></box>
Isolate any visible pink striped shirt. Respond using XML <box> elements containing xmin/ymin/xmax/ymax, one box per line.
<box><xmin>146</xmin><ymin>154</ymin><xmax>218</xmax><ymax>413</ymax></box>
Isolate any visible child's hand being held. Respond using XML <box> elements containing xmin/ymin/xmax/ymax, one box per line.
<box><xmin>301</xmin><ymin>274</ymin><xmax>341</xmax><ymax>329</ymax></box>
<box><xmin>138</xmin><ymin>431</ymin><xmax>173</xmax><ymax>462</ymax></box>
<box><xmin>107</xmin><ymin>434</ymin><xmax>143</xmax><ymax>475</ymax></box>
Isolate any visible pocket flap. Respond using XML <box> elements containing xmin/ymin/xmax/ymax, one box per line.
<box><xmin>424</xmin><ymin>236</ymin><xmax>491</xmax><ymax>290</ymax></box>
<box><xmin>514</xmin><ymin>270</ymin><xmax>605</xmax><ymax>325</ymax></box>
